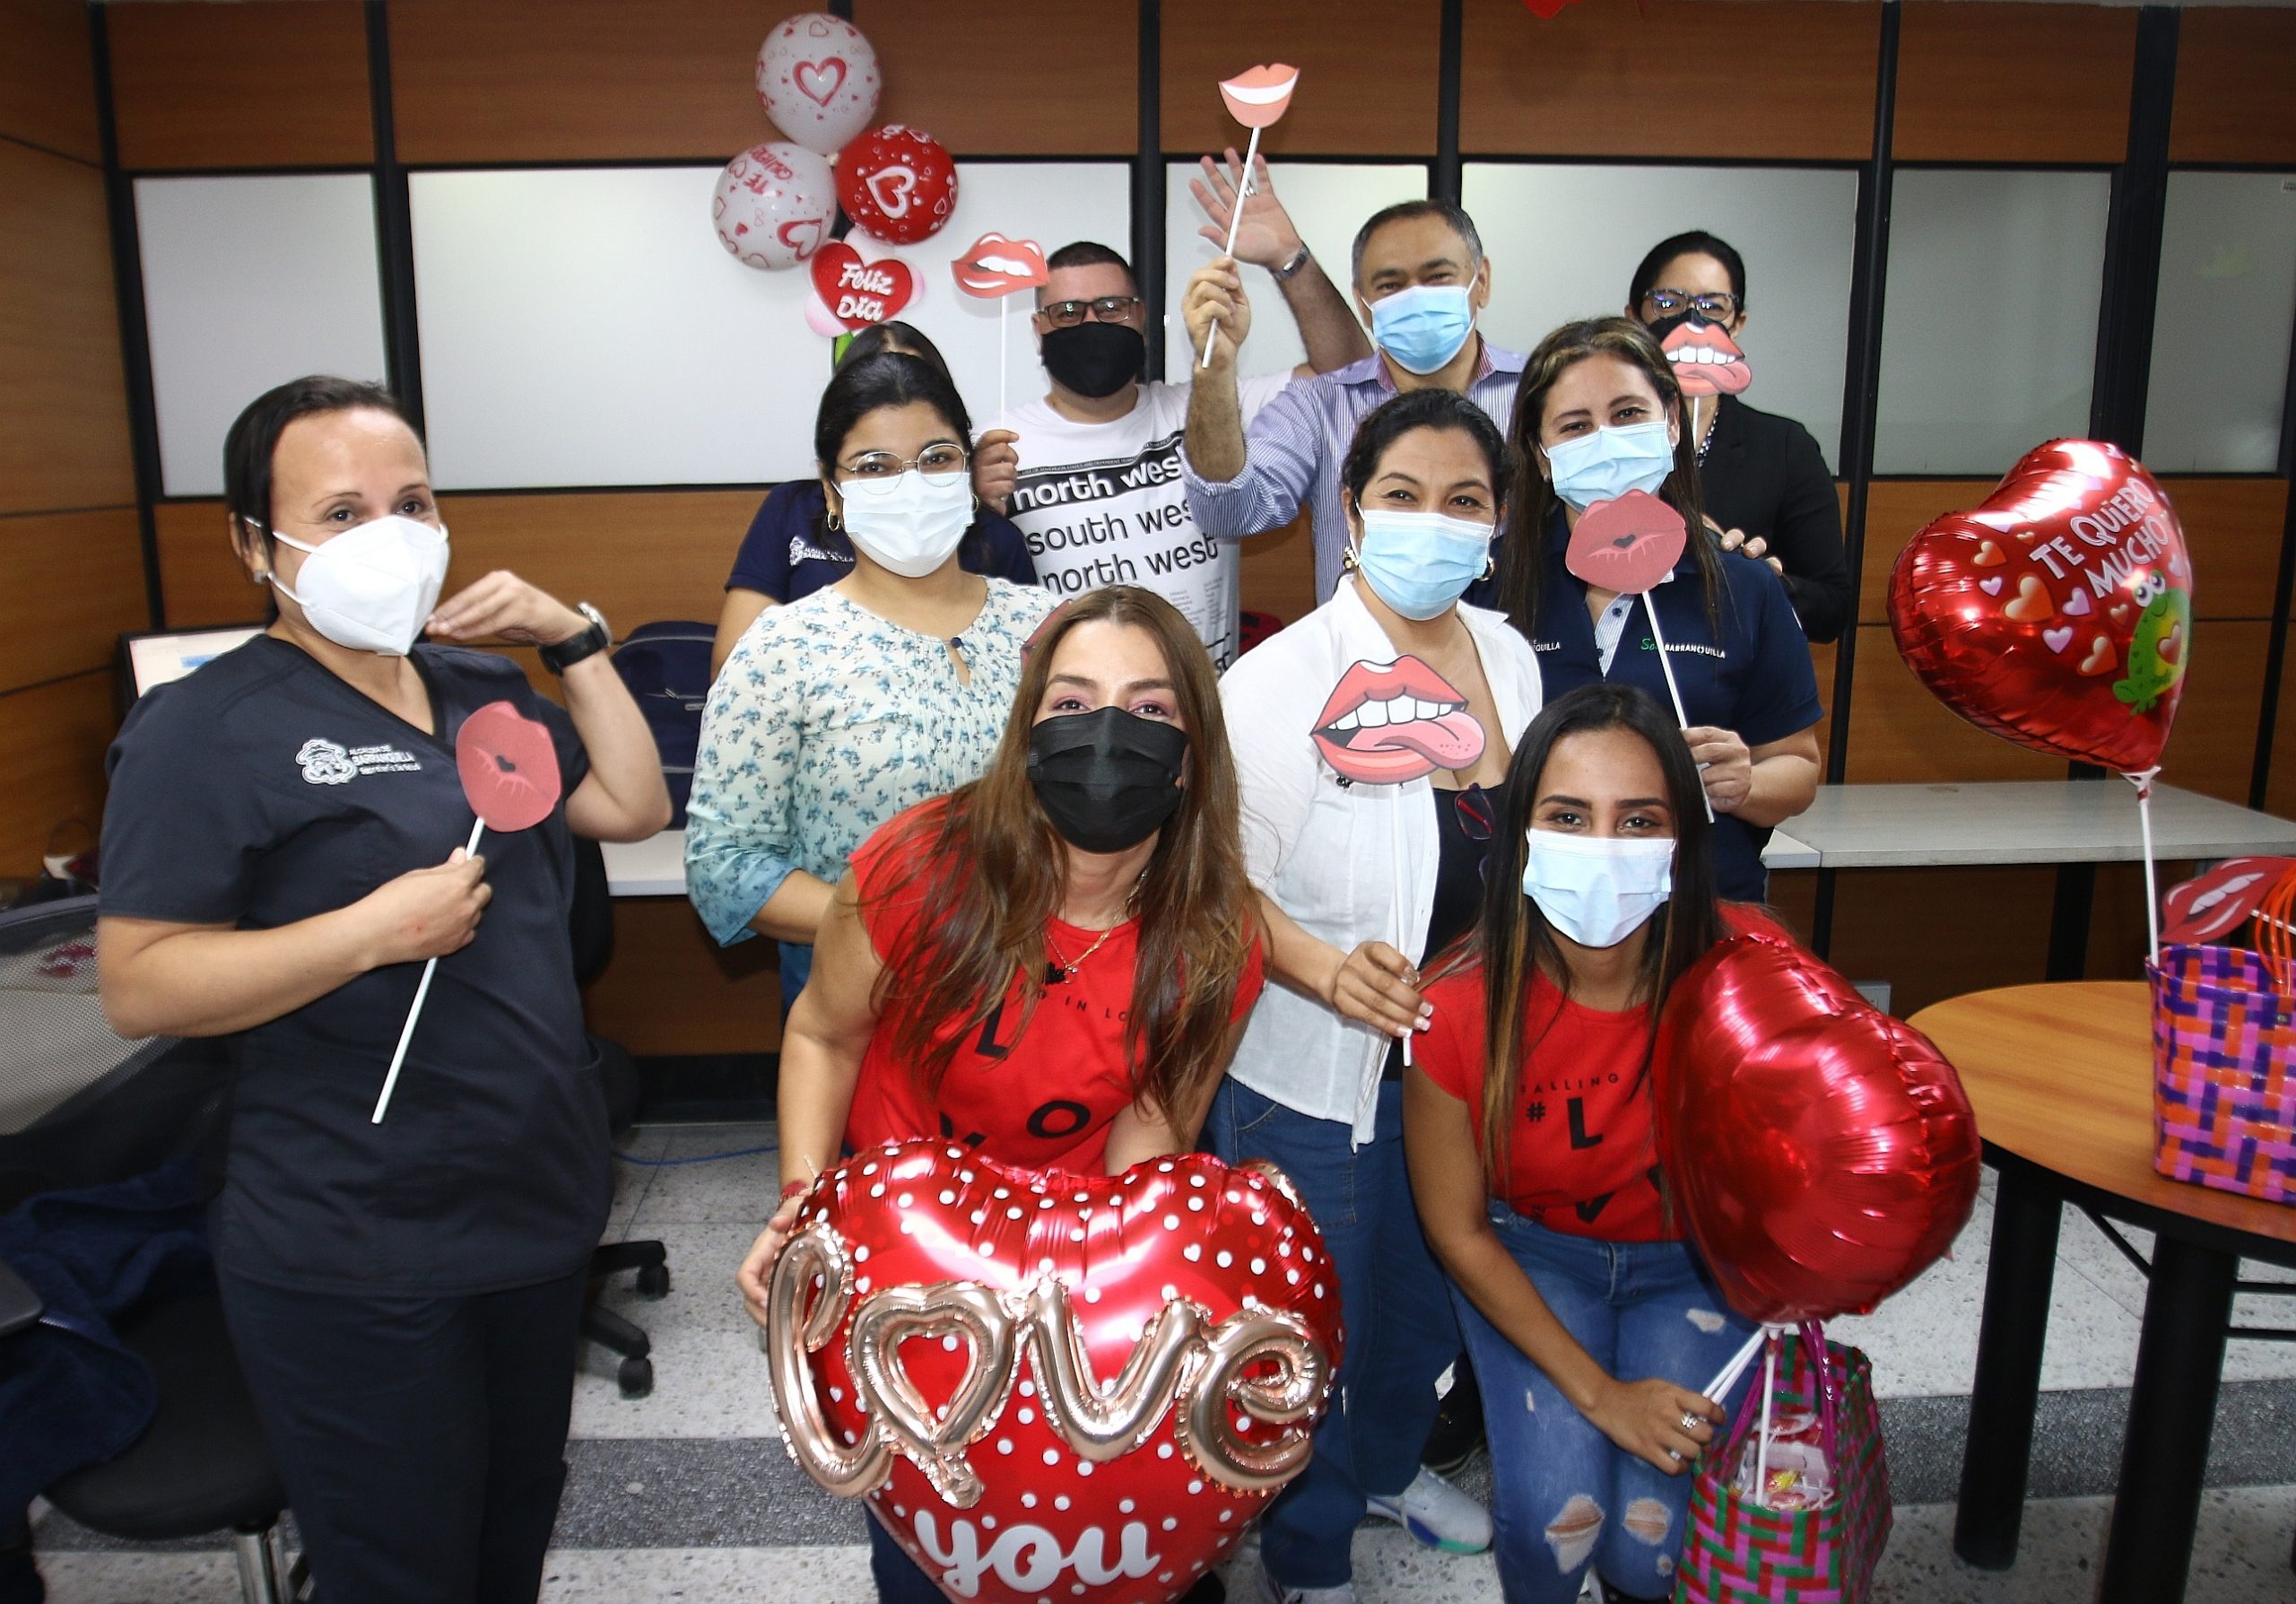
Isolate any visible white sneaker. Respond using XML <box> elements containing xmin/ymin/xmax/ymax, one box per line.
<box><xmin>1258</xmin><ymin>1573</ymin><xmax>1356</xmax><ymax>1604</ymax></box>
<box><xmin>1364</xmin><ymin>1464</ymin><xmax>1493</xmax><ymax>1554</ymax></box>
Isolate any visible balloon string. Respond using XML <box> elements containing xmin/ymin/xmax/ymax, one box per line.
<box><xmin>372</xmin><ymin>815</ymin><xmax>487</xmax><ymax>1124</ymax></box>
<box><xmin>1642</xmin><ymin>598</ymin><xmax>1711</xmax><ymax>823</ymax></box>
<box><xmin>1701</xmin><ymin>1326</ymin><xmax>1768</xmax><ymax>1406</ymax></box>
<box><xmin>1199</xmin><ymin>126</ymin><xmax>1261</xmax><ymax>371</ymax></box>
<box><xmin>2125</xmin><ymin>767</ymin><xmax>2161</xmax><ymax>966</ymax></box>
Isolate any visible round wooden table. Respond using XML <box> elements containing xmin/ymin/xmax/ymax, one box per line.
<box><xmin>1911</xmin><ymin>981</ymin><xmax>2296</xmax><ymax>1604</ymax></box>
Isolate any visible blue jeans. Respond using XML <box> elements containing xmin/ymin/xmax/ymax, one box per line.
<box><xmin>1455</xmin><ymin>1207</ymin><xmax>1759</xmax><ymax>1604</ymax></box>
<box><xmin>1205</xmin><ymin>1077</ymin><xmax>1459</xmax><ymax>1591</ymax></box>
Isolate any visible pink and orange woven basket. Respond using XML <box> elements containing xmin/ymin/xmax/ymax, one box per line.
<box><xmin>2150</xmin><ymin>942</ymin><xmax>2296</xmax><ymax>1204</ymax></box>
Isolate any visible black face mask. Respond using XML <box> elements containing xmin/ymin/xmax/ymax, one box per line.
<box><xmin>1027</xmin><ymin>706</ymin><xmax>1188</xmax><ymax>855</ymax></box>
<box><xmin>1040</xmin><ymin>322</ymin><xmax>1144</xmax><ymax>400</ymax></box>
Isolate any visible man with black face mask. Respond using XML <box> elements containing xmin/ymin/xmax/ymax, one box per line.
<box><xmin>986</xmin><ymin>154</ymin><xmax>1369</xmax><ymax>671</ymax></box>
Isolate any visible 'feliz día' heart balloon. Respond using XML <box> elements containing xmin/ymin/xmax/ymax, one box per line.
<box><xmin>1888</xmin><ymin>439</ymin><xmax>2192</xmax><ymax>774</ymax></box>
<box><xmin>767</xmin><ymin>1140</ymin><xmax>1343</xmax><ymax>1603</ymax></box>
<box><xmin>1653</xmin><ymin>933</ymin><xmax>1982</xmax><ymax>1325</ymax></box>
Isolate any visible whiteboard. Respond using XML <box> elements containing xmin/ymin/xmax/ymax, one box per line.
<box><xmin>1876</xmin><ymin>170</ymin><xmax>2111</xmax><ymax>475</ymax></box>
<box><xmin>1463</xmin><ymin>163</ymin><xmax>1858</xmax><ymax>471</ymax></box>
<box><xmin>135</xmin><ymin>174</ymin><xmax>389</xmax><ymax>498</ymax></box>
<box><xmin>410</xmin><ymin>162</ymin><xmax>1127</xmax><ymax>488</ymax></box>
<box><xmin>1161</xmin><ymin>160</ymin><xmax>1428</xmax><ymax>380</ymax></box>
<box><xmin>838</xmin><ymin>161</ymin><xmax>1130</xmax><ymax>433</ymax></box>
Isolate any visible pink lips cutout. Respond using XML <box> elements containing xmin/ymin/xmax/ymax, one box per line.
<box><xmin>1566</xmin><ymin>491</ymin><xmax>1689</xmax><ymax>595</ymax></box>
<box><xmin>1219</xmin><ymin>63</ymin><xmax>1300</xmax><ymax>129</ymax></box>
<box><xmin>1660</xmin><ymin>320</ymin><xmax>1753</xmax><ymax>397</ymax></box>
<box><xmin>1310</xmin><ymin>655</ymin><xmax>1486</xmax><ymax>785</ymax></box>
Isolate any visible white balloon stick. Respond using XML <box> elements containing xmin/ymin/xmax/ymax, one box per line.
<box><xmin>1198</xmin><ymin>126</ymin><xmax>1262</xmax><ymax>370</ymax></box>
<box><xmin>1640</xmin><ymin>598</ymin><xmax>1712</xmax><ymax>822</ymax></box>
<box><xmin>371</xmin><ymin>815</ymin><xmax>486</xmax><ymax>1124</ymax></box>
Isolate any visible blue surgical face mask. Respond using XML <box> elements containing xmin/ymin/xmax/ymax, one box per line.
<box><xmin>1543</xmin><ymin>420</ymin><xmax>1677</xmax><ymax>510</ymax></box>
<box><xmin>1522</xmin><ymin>829</ymin><xmax>1675</xmax><ymax>948</ymax></box>
<box><xmin>1351</xmin><ymin>505</ymin><xmax>1494</xmax><ymax>621</ymax></box>
<box><xmin>1370</xmin><ymin>283</ymin><xmax>1475</xmax><ymax>375</ymax></box>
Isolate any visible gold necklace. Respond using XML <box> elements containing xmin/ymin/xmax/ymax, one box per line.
<box><xmin>1043</xmin><ymin>922</ymin><xmax>1118</xmax><ymax>987</ymax></box>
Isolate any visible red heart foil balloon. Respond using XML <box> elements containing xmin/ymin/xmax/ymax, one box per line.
<box><xmin>454</xmin><ymin>700</ymin><xmax>561</xmax><ymax>832</ymax></box>
<box><xmin>767</xmin><ymin>1140</ymin><xmax>1344</xmax><ymax>1602</ymax></box>
<box><xmin>809</xmin><ymin>240</ymin><xmax>918</xmax><ymax>330</ymax></box>
<box><xmin>1653</xmin><ymin>934</ymin><xmax>1982</xmax><ymax>1324</ymax></box>
<box><xmin>837</xmin><ymin>124</ymin><xmax>961</xmax><ymax>247</ymax></box>
<box><xmin>1888</xmin><ymin>439</ymin><xmax>2193</xmax><ymax>773</ymax></box>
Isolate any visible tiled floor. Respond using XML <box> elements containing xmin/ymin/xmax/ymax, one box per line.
<box><xmin>33</xmin><ymin>1123</ymin><xmax>2296</xmax><ymax>1602</ymax></box>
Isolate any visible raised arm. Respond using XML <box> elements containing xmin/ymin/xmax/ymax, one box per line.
<box><xmin>1190</xmin><ymin>149</ymin><xmax>1370</xmax><ymax>376</ymax></box>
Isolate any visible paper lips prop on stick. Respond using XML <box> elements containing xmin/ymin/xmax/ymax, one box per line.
<box><xmin>1649</xmin><ymin>309</ymin><xmax>1752</xmax><ymax>397</ymax></box>
<box><xmin>372</xmin><ymin>702</ymin><xmax>563</xmax><ymax>1123</ymax></box>
<box><xmin>838</xmin><ymin>126</ymin><xmax>959</xmax><ymax>246</ymax></box>
<box><xmin>810</xmin><ymin>241</ymin><xmax>918</xmax><ymax>332</ymax></box>
<box><xmin>2163</xmin><ymin>858</ymin><xmax>2296</xmax><ymax>945</ymax></box>
<box><xmin>1888</xmin><ymin>439</ymin><xmax>2193</xmax><ymax>774</ymax></box>
<box><xmin>1653</xmin><ymin>933</ymin><xmax>1981</xmax><ymax>1324</ymax></box>
<box><xmin>1566</xmin><ymin>488</ymin><xmax>1687</xmax><ymax>596</ymax></box>
<box><xmin>713</xmin><ymin>142</ymin><xmax>837</xmax><ymax>270</ymax></box>
<box><xmin>1311</xmin><ymin>656</ymin><xmax>1485</xmax><ymax>786</ymax></box>
<box><xmin>951</xmin><ymin>232</ymin><xmax>1048</xmax><ymax>299</ymax></box>
<box><xmin>756</xmin><ymin>13</ymin><xmax>881</xmax><ymax>155</ymax></box>
<box><xmin>1218</xmin><ymin>64</ymin><xmax>1300</xmax><ymax>128</ymax></box>
<box><xmin>768</xmin><ymin>1140</ymin><xmax>1341</xmax><ymax>1602</ymax></box>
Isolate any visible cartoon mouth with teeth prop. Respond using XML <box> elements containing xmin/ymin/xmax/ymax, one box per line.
<box><xmin>1653</xmin><ymin>313</ymin><xmax>1752</xmax><ymax>397</ymax></box>
<box><xmin>1219</xmin><ymin>64</ymin><xmax>1300</xmax><ymax>129</ymax></box>
<box><xmin>950</xmin><ymin>232</ymin><xmax>1048</xmax><ymax>298</ymax></box>
<box><xmin>1311</xmin><ymin>656</ymin><xmax>1486</xmax><ymax>785</ymax></box>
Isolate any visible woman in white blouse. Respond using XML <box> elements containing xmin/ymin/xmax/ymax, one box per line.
<box><xmin>686</xmin><ymin>353</ymin><xmax>1057</xmax><ymax>1001</ymax></box>
<box><xmin>1213</xmin><ymin>388</ymin><xmax>1542</xmax><ymax>1604</ymax></box>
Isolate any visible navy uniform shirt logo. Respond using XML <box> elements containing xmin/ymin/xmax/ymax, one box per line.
<box><xmin>296</xmin><ymin>736</ymin><xmax>422</xmax><ymax>786</ymax></box>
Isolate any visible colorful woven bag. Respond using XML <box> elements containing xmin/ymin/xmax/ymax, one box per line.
<box><xmin>2150</xmin><ymin>943</ymin><xmax>2296</xmax><ymax>1203</ymax></box>
<box><xmin>1674</xmin><ymin>1327</ymin><xmax>1890</xmax><ymax>1604</ymax></box>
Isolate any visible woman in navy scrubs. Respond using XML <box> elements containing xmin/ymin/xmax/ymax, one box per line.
<box><xmin>96</xmin><ymin>376</ymin><xmax>672</xmax><ymax>1604</ymax></box>
<box><xmin>1491</xmin><ymin>318</ymin><xmax>1821</xmax><ymax>903</ymax></box>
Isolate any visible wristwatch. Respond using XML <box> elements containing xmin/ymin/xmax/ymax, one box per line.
<box><xmin>1270</xmin><ymin>243</ymin><xmax>1312</xmax><ymax>283</ymax></box>
<box><xmin>540</xmin><ymin>601</ymin><xmax>612</xmax><ymax>675</ymax></box>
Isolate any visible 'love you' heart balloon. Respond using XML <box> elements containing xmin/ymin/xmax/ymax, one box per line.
<box><xmin>756</xmin><ymin>13</ymin><xmax>882</xmax><ymax>156</ymax></box>
<box><xmin>767</xmin><ymin>1141</ymin><xmax>1343</xmax><ymax>1603</ymax></box>
<box><xmin>1888</xmin><ymin>439</ymin><xmax>2193</xmax><ymax>774</ymax></box>
<box><xmin>1653</xmin><ymin>933</ymin><xmax>1982</xmax><ymax>1325</ymax></box>
<box><xmin>712</xmin><ymin>141</ymin><xmax>837</xmax><ymax>270</ymax></box>
<box><xmin>838</xmin><ymin>125</ymin><xmax>960</xmax><ymax>247</ymax></box>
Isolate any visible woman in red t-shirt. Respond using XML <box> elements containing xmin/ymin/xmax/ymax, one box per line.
<box><xmin>1405</xmin><ymin>681</ymin><xmax>1765</xmax><ymax>1604</ymax></box>
<box><xmin>733</xmin><ymin>585</ymin><xmax>1265</xmax><ymax>1604</ymax></box>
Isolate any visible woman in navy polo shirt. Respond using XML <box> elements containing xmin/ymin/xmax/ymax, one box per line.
<box><xmin>96</xmin><ymin>376</ymin><xmax>672</xmax><ymax>1604</ymax></box>
<box><xmin>1491</xmin><ymin>318</ymin><xmax>1820</xmax><ymax>902</ymax></box>
<box><xmin>710</xmin><ymin>321</ymin><xmax>1038</xmax><ymax>677</ymax></box>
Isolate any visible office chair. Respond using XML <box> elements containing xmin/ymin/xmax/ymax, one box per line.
<box><xmin>570</xmin><ymin>840</ymin><xmax>671</xmax><ymax>1399</ymax></box>
<box><xmin>0</xmin><ymin>895</ymin><xmax>295</xmax><ymax>1604</ymax></box>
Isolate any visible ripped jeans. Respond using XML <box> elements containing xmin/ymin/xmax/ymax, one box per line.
<box><xmin>1453</xmin><ymin>1205</ymin><xmax>1757</xmax><ymax>1604</ymax></box>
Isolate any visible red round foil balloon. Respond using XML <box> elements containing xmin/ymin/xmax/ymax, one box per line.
<box><xmin>765</xmin><ymin>1140</ymin><xmax>1343</xmax><ymax>1603</ymax></box>
<box><xmin>1888</xmin><ymin>439</ymin><xmax>2191</xmax><ymax>774</ymax></box>
<box><xmin>455</xmin><ymin>700</ymin><xmax>561</xmax><ymax>832</ymax></box>
<box><xmin>836</xmin><ymin>124</ymin><xmax>959</xmax><ymax>246</ymax></box>
<box><xmin>1653</xmin><ymin>934</ymin><xmax>1982</xmax><ymax>1325</ymax></box>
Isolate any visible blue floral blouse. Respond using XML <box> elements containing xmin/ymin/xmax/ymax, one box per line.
<box><xmin>685</xmin><ymin>580</ymin><xmax>1058</xmax><ymax>946</ymax></box>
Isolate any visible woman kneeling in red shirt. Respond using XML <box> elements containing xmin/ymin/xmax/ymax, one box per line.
<box><xmin>1405</xmin><ymin>681</ymin><xmax>1769</xmax><ymax>1604</ymax></box>
<box><xmin>735</xmin><ymin>585</ymin><xmax>1265</xmax><ymax>1603</ymax></box>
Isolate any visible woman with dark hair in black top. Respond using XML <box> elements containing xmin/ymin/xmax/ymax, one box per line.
<box><xmin>1626</xmin><ymin>231</ymin><xmax>1852</xmax><ymax>644</ymax></box>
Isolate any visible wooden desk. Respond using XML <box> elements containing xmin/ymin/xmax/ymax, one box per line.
<box><xmin>1912</xmin><ymin>983</ymin><xmax>2296</xmax><ymax>1604</ymax></box>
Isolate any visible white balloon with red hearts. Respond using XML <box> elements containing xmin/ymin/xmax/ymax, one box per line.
<box><xmin>712</xmin><ymin>141</ymin><xmax>837</xmax><ymax>271</ymax></box>
<box><xmin>755</xmin><ymin>13</ymin><xmax>882</xmax><ymax>156</ymax></box>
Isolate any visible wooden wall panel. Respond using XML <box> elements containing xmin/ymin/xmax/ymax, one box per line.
<box><xmin>0</xmin><ymin>141</ymin><xmax>132</xmax><ymax>515</ymax></box>
<box><xmin>389</xmin><ymin>0</ymin><xmax>796</xmax><ymax>164</ymax></box>
<box><xmin>1161</xmin><ymin>0</ymin><xmax>1439</xmax><ymax>157</ymax></box>
<box><xmin>1842</xmin><ymin>622</ymin><xmax>2061</xmax><ymax>783</ymax></box>
<box><xmin>870</xmin><ymin>0</ymin><xmax>1136</xmax><ymax>154</ymax></box>
<box><xmin>107</xmin><ymin>1</ymin><xmax>372</xmax><ymax>171</ymax></box>
<box><xmin>1460</xmin><ymin>0</ymin><xmax>1880</xmax><ymax>160</ymax></box>
<box><xmin>1893</xmin><ymin>4</ymin><xmax>2134</xmax><ymax>165</ymax></box>
<box><xmin>2159</xmin><ymin>618</ymin><xmax>2269</xmax><ymax>806</ymax></box>
<box><xmin>581</xmin><ymin>895</ymin><xmax>782</xmax><ymax>1056</ymax></box>
<box><xmin>1857</xmin><ymin>478</ymin><xmax>1992</xmax><ymax>624</ymax></box>
<box><xmin>2272</xmin><ymin>648</ymin><xmax>2296</xmax><ymax>823</ymax></box>
<box><xmin>1237</xmin><ymin>512</ymin><xmax>1318</xmax><ymax>631</ymax></box>
<box><xmin>0</xmin><ymin>510</ymin><xmax>146</xmax><ymax>693</ymax></box>
<box><xmin>0</xmin><ymin>0</ymin><xmax>100</xmax><ymax>164</ymax></box>
<box><xmin>439</xmin><ymin>491</ymin><xmax>760</xmax><ymax>628</ymax></box>
<box><xmin>155</xmin><ymin>501</ymin><xmax>265</xmax><ymax>629</ymax></box>
<box><xmin>0</xmin><ymin>670</ymin><xmax>115</xmax><ymax>874</ymax></box>
<box><xmin>2158</xmin><ymin>477</ymin><xmax>2287</xmax><ymax>622</ymax></box>
<box><xmin>2170</xmin><ymin>7</ymin><xmax>2296</xmax><ymax>167</ymax></box>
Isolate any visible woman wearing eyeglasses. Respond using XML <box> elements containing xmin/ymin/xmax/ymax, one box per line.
<box><xmin>1207</xmin><ymin>388</ymin><xmax>1542</xmax><ymax>1603</ymax></box>
<box><xmin>1626</xmin><ymin>231</ymin><xmax>1851</xmax><ymax>643</ymax></box>
<box><xmin>686</xmin><ymin>353</ymin><xmax>1058</xmax><ymax>999</ymax></box>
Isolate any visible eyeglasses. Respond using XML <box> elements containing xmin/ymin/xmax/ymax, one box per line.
<box><xmin>1039</xmin><ymin>295</ymin><xmax>1144</xmax><ymax>329</ymax></box>
<box><xmin>836</xmin><ymin>445</ymin><xmax>970</xmax><ymax>486</ymax></box>
<box><xmin>1453</xmin><ymin>784</ymin><xmax>1495</xmax><ymax>845</ymax></box>
<box><xmin>1644</xmin><ymin>289</ymin><xmax>1741</xmax><ymax>321</ymax></box>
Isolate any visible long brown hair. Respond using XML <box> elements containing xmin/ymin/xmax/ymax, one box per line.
<box><xmin>868</xmin><ymin>587</ymin><xmax>1259</xmax><ymax>1123</ymax></box>
<box><xmin>1438</xmin><ymin>683</ymin><xmax>1728</xmax><ymax>1189</ymax></box>
<box><xmin>1492</xmin><ymin>317</ymin><xmax>1721</xmax><ymax>640</ymax></box>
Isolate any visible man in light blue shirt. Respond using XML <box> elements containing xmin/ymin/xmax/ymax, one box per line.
<box><xmin>1180</xmin><ymin>199</ymin><xmax>1527</xmax><ymax>606</ymax></box>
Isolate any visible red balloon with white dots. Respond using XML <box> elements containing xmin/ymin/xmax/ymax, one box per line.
<box><xmin>764</xmin><ymin>1139</ymin><xmax>1344</xmax><ymax>1602</ymax></box>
